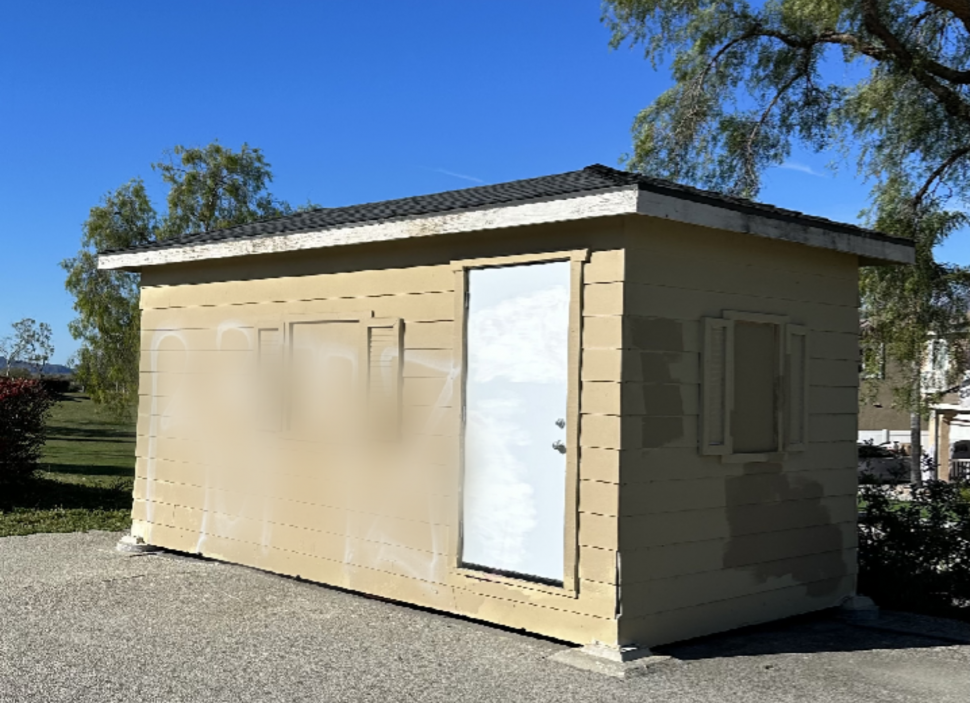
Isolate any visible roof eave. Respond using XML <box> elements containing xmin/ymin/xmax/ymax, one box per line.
<box><xmin>97</xmin><ymin>184</ymin><xmax>914</xmax><ymax>271</ymax></box>
<box><xmin>96</xmin><ymin>186</ymin><xmax>642</xmax><ymax>271</ymax></box>
<box><xmin>634</xmin><ymin>188</ymin><xmax>914</xmax><ymax>266</ymax></box>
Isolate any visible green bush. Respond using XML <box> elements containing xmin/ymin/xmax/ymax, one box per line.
<box><xmin>859</xmin><ymin>480</ymin><xmax>970</xmax><ymax>620</ymax></box>
<box><xmin>0</xmin><ymin>378</ymin><xmax>56</xmax><ymax>484</ymax></box>
<box><xmin>40</xmin><ymin>377</ymin><xmax>74</xmax><ymax>395</ymax></box>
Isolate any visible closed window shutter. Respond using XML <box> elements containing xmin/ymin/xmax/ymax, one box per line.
<box><xmin>786</xmin><ymin>324</ymin><xmax>809</xmax><ymax>451</ymax></box>
<box><xmin>701</xmin><ymin>317</ymin><xmax>734</xmax><ymax>455</ymax></box>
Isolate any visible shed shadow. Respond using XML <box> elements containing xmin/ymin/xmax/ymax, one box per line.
<box><xmin>655</xmin><ymin>611</ymin><xmax>968</xmax><ymax>660</ymax></box>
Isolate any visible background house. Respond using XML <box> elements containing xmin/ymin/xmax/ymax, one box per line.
<box><xmin>858</xmin><ymin>338</ymin><xmax>970</xmax><ymax>480</ymax></box>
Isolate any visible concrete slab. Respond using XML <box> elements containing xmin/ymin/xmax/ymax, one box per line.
<box><xmin>1</xmin><ymin>531</ymin><xmax>969</xmax><ymax>703</ymax></box>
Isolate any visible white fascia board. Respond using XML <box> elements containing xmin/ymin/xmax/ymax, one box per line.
<box><xmin>97</xmin><ymin>183</ymin><xmax>914</xmax><ymax>271</ymax></box>
<box><xmin>97</xmin><ymin>187</ymin><xmax>641</xmax><ymax>270</ymax></box>
<box><xmin>635</xmin><ymin>189</ymin><xmax>914</xmax><ymax>265</ymax></box>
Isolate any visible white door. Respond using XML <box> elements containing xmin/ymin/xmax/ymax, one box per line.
<box><xmin>460</xmin><ymin>260</ymin><xmax>570</xmax><ymax>584</ymax></box>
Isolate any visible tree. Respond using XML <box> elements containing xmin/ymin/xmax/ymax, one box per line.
<box><xmin>62</xmin><ymin>142</ymin><xmax>302</xmax><ymax>414</ymax></box>
<box><xmin>603</xmin><ymin>0</ymin><xmax>970</xmax><ymax>484</ymax></box>
<box><xmin>0</xmin><ymin>318</ymin><xmax>55</xmax><ymax>377</ymax></box>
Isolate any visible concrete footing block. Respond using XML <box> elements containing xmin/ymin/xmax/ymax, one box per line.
<box><xmin>115</xmin><ymin>534</ymin><xmax>160</xmax><ymax>555</ymax></box>
<box><xmin>839</xmin><ymin>595</ymin><xmax>879</xmax><ymax>623</ymax></box>
<box><xmin>549</xmin><ymin>642</ymin><xmax>672</xmax><ymax>679</ymax></box>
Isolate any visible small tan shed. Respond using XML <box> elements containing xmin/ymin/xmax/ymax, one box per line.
<box><xmin>99</xmin><ymin>165</ymin><xmax>913</xmax><ymax>652</ymax></box>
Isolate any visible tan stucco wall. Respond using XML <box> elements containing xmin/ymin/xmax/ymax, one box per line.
<box><xmin>615</xmin><ymin>217</ymin><xmax>860</xmax><ymax>647</ymax></box>
<box><xmin>858</xmin><ymin>361</ymin><xmax>911</xmax><ymax>432</ymax></box>
<box><xmin>133</xmin><ymin>221</ymin><xmax>626</xmax><ymax>646</ymax></box>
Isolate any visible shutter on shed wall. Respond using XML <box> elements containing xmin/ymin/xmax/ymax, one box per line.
<box><xmin>700</xmin><ymin>317</ymin><xmax>734</xmax><ymax>455</ymax></box>
<box><xmin>785</xmin><ymin>324</ymin><xmax>809</xmax><ymax>451</ymax></box>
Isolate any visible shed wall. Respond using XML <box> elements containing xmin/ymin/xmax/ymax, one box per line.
<box><xmin>616</xmin><ymin>217</ymin><xmax>860</xmax><ymax>647</ymax></box>
<box><xmin>132</xmin><ymin>222</ymin><xmax>625</xmax><ymax>645</ymax></box>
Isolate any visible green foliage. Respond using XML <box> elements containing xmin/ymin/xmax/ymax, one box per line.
<box><xmin>603</xmin><ymin>1</ymin><xmax>970</xmax><ymax>201</ymax></box>
<box><xmin>62</xmin><ymin>142</ymin><xmax>301</xmax><ymax>414</ymax></box>
<box><xmin>0</xmin><ymin>378</ymin><xmax>56</xmax><ymax>484</ymax></box>
<box><xmin>154</xmin><ymin>142</ymin><xmax>296</xmax><ymax>238</ymax></box>
<box><xmin>0</xmin><ymin>393</ymin><xmax>136</xmax><ymax>537</ymax></box>
<box><xmin>604</xmin><ymin>1</ymin><xmax>970</xmax><ymax>482</ymax></box>
<box><xmin>62</xmin><ymin>179</ymin><xmax>154</xmax><ymax>415</ymax></box>
<box><xmin>0</xmin><ymin>318</ymin><xmax>55</xmax><ymax>376</ymax></box>
<box><xmin>859</xmin><ymin>480</ymin><xmax>970</xmax><ymax>620</ymax></box>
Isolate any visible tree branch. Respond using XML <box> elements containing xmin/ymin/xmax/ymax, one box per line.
<box><xmin>862</xmin><ymin>0</ymin><xmax>970</xmax><ymax>124</ymax></box>
<box><xmin>924</xmin><ymin>0</ymin><xmax>970</xmax><ymax>33</ymax></box>
<box><xmin>913</xmin><ymin>145</ymin><xmax>970</xmax><ymax>206</ymax></box>
<box><xmin>744</xmin><ymin>68</ymin><xmax>805</xmax><ymax>191</ymax></box>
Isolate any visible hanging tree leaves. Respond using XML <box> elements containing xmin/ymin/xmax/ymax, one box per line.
<box><xmin>603</xmin><ymin>0</ymin><xmax>970</xmax><ymax>483</ymax></box>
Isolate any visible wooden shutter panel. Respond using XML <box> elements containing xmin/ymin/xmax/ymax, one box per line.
<box><xmin>785</xmin><ymin>324</ymin><xmax>809</xmax><ymax>451</ymax></box>
<box><xmin>700</xmin><ymin>317</ymin><xmax>734</xmax><ymax>455</ymax></box>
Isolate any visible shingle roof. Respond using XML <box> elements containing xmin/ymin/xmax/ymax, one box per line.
<box><xmin>100</xmin><ymin>164</ymin><xmax>908</xmax><ymax>256</ymax></box>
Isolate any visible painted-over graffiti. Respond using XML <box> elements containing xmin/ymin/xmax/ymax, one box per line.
<box><xmin>139</xmin><ymin>316</ymin><xmax>457</xmax><ymax>591</ymax></box>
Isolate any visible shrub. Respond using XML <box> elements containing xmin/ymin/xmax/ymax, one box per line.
<box><xmin>40</xmin><ymin>376</ymin><xmax>73</xmax><ymax>395</ymax></box>
<box><xmin>859</xmin><ymin>480</ymin><xmax>970</xmax><ymax>620</ymax></box>
<box><xmin>0</xmin><ymin>378</ymin><xmax>56</xmax><ymax>484</ymax></box>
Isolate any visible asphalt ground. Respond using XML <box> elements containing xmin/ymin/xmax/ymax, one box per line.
<box><xmin>1</xmin><ymin>531</ymin><xmax>968</xmax><ymax>702</ymax></box>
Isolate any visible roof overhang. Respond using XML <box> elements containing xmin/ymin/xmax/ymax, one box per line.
<box><xmin>97</xmin><ymin>185</ymin><xmax>914</xmax><ymax>271</ymax></box>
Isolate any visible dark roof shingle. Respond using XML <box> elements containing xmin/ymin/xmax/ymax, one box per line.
<box><xmin>101</xmin><ymin>164</ymin><xmax>906</xmax><ymax>255</ymax></box>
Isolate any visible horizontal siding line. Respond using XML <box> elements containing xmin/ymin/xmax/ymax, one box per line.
<box><xmin>578</xmin><ymin>411</ymin><xmax>857</xmax><ymax>420</ymax></box>
<box><xmin>584</xmin><ymin>465</ymin><xmax>858</xmax><ymax>487</ymax></box>
<box><xmin>134</xmin><ymin>474</ymin><xmax>452</xmax><ymax>499</ymax></box>
<box><xmin>140</xmin><ymin>521</ymin><xmax>457</xmax><ymax>597</ymax></box>
<box><xmin>615</xmin><ymin>520</ymin><xmax>859</xmax><ymax>554</ymax></box>
<box><xmin>449</xmin><ymin>586</ymin><xmax>615</xmax><ymax>622</ymax></box>
<box><xmin>139</xmin><ymin>347</ymin><xmax>460</xmax><ymax>353</ymax></box>
<box><xmin>618</xmin><ymin>573</ymin><xmax>856</xmax><ymax>622</ymax></box>
<box><xmin>579</xmin><ymin>312</ymin><xmax>857</xmax><ymax>336</ymax></box>
<box><xmin>581</xmin><ymin>381</ymin><xmax>861</xmax><ymax>390</ymax></box>
<box><xmin>620</xmin><ymin>547</ymin><xmax>858</xmax><ymax>587</ymax></box>
<box><xmin>135</xmin><ymin>459</ymin><xmax>454</xmax><ymax>473</ymax></box>
<box><xmin>624</xmin><ymin>243</ymin><xmax>859</xmax><ymax>283</ymax></box>
<box><xmin>135</xmin><ymin>503</ymin><xmax>443</xmax><ymax>556</ymax></box>
<box><xmin>603</xmin><ymin>490</ymin><xmax>858</xmax><ymax>520</ymax></box>
<box><xmin>615</xmin><ymin>490</ymin><xmax>858</xmax><ymax>519</ymax></box>
<box><xmin>620</xmin><ymin>440</ymin><xmax>859</xmax><ymax>452</ymax></box>
<box><xmin>615</xmin><ymin>470</ymin><xmax>856</xmax><ymax>485</ymax></box>
<box><xmin>141</xmin><ymin>323</ymin><xmax>456</xmax><ymax>332</ymax></box>
<box><xmin>135</xmin><ymin>432</ymin><xmax>456</xmax><ymax>443</ymax></box>
<box><xmin>142</xmin><ymin>289</ymin><xmax>456</xmax><ymax>311</ymax></box>
<box><xmin>135</xmin><ymin>449</ymin><xmax>453</xmax><ymax>463</ymax></box>
<box><xmin>139</xmin><ymin>521</ymin><xmax>615</xmax><ymax>620</ymax></box>
<box><xmin>135</xmin><ymin>482</ymin><xmax>451</xmax><ymax>525</ymax></box>
<box><xmin>614</xmin><ymin>280</ymin><xmax>858</xmax><ymax>312</ymax></box>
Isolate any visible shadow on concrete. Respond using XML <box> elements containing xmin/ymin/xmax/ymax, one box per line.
<box><xmin>655</xmin><ymin>611</ymin><xmax>966</xmax><ymax>661</ymax></box>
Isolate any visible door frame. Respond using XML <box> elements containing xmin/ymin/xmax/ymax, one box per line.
<box><xmin>449</xmin><ymin>249</ymin><xmax>588</xmax><ymax>597</ymax></box>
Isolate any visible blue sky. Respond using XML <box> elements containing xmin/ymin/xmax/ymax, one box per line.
<box><xmin>1</xmin><ymin>1</ymin><xmax>965</xmax><ymax>364</ymax></box>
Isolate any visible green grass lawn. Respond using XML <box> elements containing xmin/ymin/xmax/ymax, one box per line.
<box><xmin>0</xmin><ymin>393</ymin><xmax>136</xmax><ymax>537</ymax></box>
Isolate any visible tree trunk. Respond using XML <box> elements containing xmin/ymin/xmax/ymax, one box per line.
<box><xmin>910</xmin><ymin>410</ymin><xmax>923</xmax><ymax>486</ymax></box>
